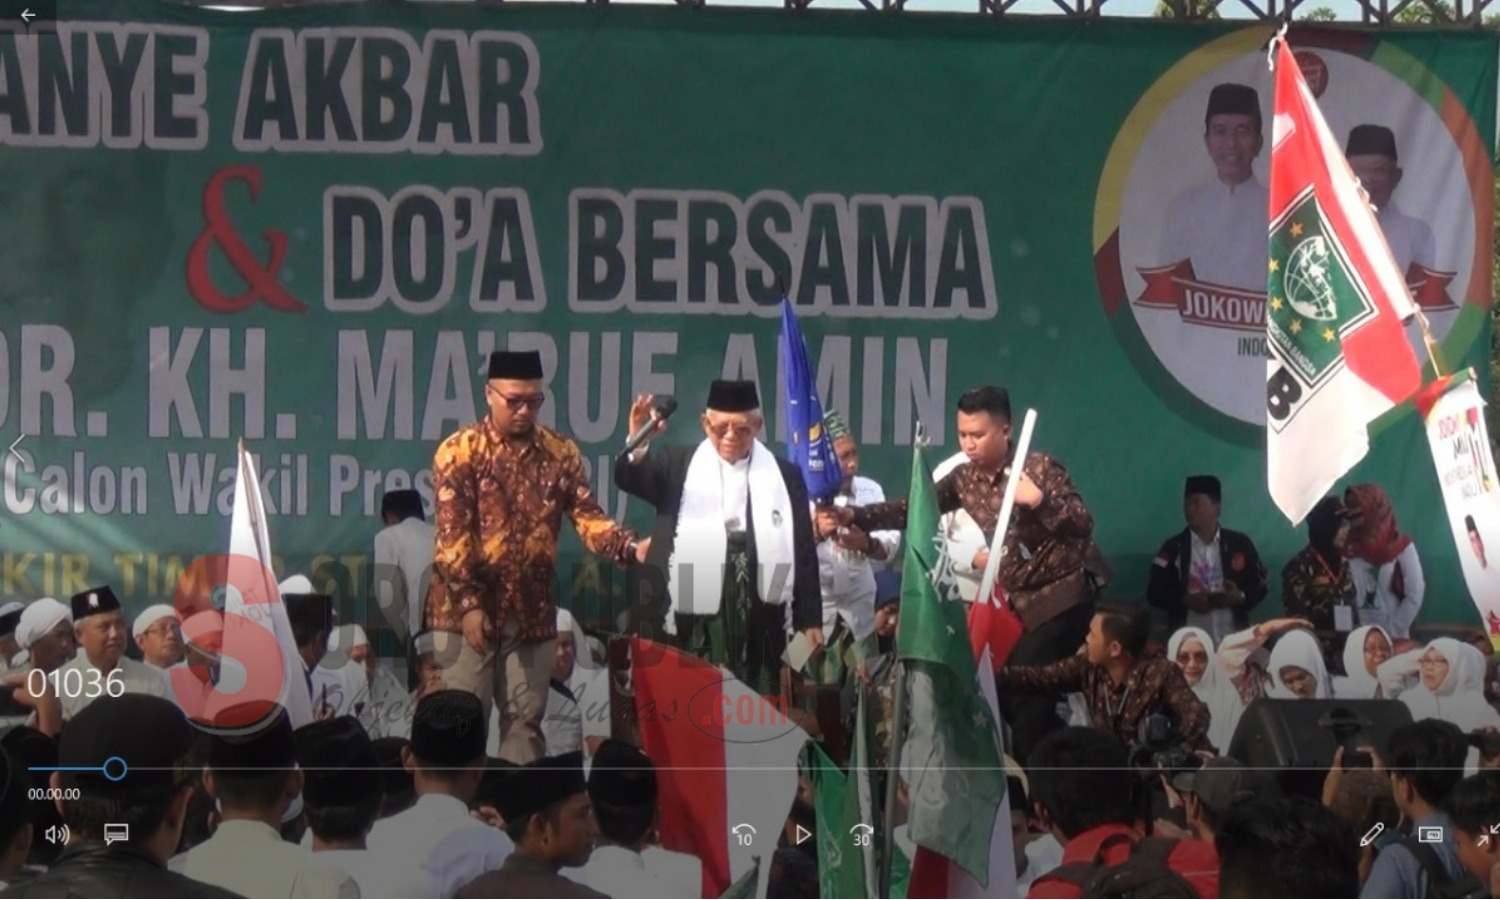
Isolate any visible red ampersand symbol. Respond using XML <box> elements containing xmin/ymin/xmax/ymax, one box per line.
<box><xmin>185</xmin><ymin>165</ymin><xmax>307</xmax><ymax>314</ymax></box>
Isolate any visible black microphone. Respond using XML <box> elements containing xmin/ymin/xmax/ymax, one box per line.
<box><xmin>620</xmin><ymin>396</ymin><xmax>677</xmax><ymax>458</ymax></box>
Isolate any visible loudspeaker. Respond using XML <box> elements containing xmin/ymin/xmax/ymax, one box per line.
<box><xmin>1227</xmin><ymin>699</ymin><xmax>1413</xmax><ymax>798</ymax></box>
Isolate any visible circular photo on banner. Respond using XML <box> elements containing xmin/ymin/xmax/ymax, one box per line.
<box><xmin>1094</xmin><ymin>29</ymin><xmax>1490</xmax><ymax>438</ymax></box>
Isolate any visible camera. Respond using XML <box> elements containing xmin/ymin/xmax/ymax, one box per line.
<box><xmin>1132</xmin><ymin>713</ymin><xmax>1199</xmax><ymax>774</ymax></box>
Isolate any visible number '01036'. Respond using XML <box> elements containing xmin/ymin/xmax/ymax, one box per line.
<box><xmin>27</xmin><ymin>667</ymin><xmax>126</xmax><ymax>699</ymax></box>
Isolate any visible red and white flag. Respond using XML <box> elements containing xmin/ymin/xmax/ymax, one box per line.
<box><xmin>630</xmin><ymin>639</ymin><xmax>809</xmax><ymax>898</ymax></box>
<box><xmin>1265</xmin><ymin>37</ymin><xmax>1423</xmax><ymax>524</ymax></box>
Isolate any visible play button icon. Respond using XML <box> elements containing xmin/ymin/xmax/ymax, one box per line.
<box><xmin>795</xmin><ymin>824</ymin><xmax>812</xmax><ymax>845</ymax></box>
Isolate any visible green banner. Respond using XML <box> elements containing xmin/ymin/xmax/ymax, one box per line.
<box><xmin>0</xmin><ymin>4</ymin><xmax>1493</xmax><ymax>637</ymax></box>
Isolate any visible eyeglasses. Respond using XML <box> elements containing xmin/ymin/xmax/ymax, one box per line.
<box><xmin>1418</xmin><ymin>655</ymin><xmax>1449</xmax><ymax>668</ymax></box>
<box><xmin>144</xmin><ymin>622</ymin><xmax>181</xmax><ymax>639</ymax></box>
<box><xmin>705</xmin><ymin>421</ymin><xmax>756</xmax><ymax>439</ymax></box>
<box><xmin>486</xmin><ymin>385</ymin><xmax>545</xmax><ymax>411</ymax></box>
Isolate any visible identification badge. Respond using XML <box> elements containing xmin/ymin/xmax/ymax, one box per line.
<box><xmin>1334</xmin><ymin>604</ymin><xmax>1354</xmax><ymax>632</ymax></box>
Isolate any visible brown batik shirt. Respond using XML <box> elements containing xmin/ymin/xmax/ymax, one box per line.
<box><xmin>998</xmin><ymin>655</ymin><xmax>1211</xmax><ymax>750</ymax></box>
<box><xmin>851</xmin><ymin>451</ymin><xmax>1094</xmax><ymax>628</ymax></box>
<box><xmin>427</xmin><ymin>418</ymin><xmax>638</xmax><ymax>642</ymax></box>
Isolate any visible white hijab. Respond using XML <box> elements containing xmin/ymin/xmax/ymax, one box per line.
<box><xmin>1169</xmin><ymin>626</ymin><xmax>1244</xmax><ymax>753</ymax></box>
<box><xmin>1399</xmin><ymin>638</ymin><xmax>1500</xmax><ymax>733</ymax></box>
<box><xmin>1332</xmin><ymin>625</ymin><xmax>1391</xmax><ymax>699</ymax></box>
<box><xmin>1267</xmin><ymin>629</ymin><xmax>1332</xmax><ymax>699</ymax></box>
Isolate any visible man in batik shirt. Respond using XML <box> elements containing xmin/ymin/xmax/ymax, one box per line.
<box><xmin>428</xmin><ymin>350</ymin><xmax>646</xmax><ymax>765</ymax></box>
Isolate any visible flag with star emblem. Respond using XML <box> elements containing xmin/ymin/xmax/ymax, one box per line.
<box><xmin>1266</xmin><ymin>37</ymin><xmax>1422</xmax><ymax>525</ymax></box>
<box><xmin>896</xmin><ymin>436</ymin><xmax>1008</xmax><ymax>889</ymax></box>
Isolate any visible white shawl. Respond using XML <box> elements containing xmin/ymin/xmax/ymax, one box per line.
<box><xmin>668</xmin><ymin>439</ymin><xmax>796</xmax><ymax>632</ymax></box>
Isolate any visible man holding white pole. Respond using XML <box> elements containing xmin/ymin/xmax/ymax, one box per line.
<box><xmin>824</xmin><ymin>386</ymin><xmax>1096</xmax><ymax>763</ymax></box>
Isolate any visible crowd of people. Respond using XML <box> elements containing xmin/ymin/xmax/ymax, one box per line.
<box><xmin>1</xmin><ymin>350</ymin><xmax>1499</xmax><ymax>898</ymax></box>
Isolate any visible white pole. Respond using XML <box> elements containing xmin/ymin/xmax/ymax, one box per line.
<box><xmin>974</xmin><ymin>408</ymin><xmax>1039</xmax><ymax>608</ymax></box>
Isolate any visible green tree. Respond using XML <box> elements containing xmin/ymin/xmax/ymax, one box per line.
<box><xmin>1299</xmin><ymin>5</ymin><xmax>1338</xmax><ymax>19</ymax></box>
<box><xmin>1153</xmin><ymin>0</ymin><xmax>1221</xmax><ymax>18</ymax></box>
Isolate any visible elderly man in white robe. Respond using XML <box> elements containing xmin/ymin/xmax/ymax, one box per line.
<box><xmin>809</xmin><ymin>409</ymin><xmax>900</xmax><ymax>687</ymax></box>
<box><xmin>55</xmin><ymin>586</ymin><xmax>166</xmax><ymax>720</ymax></box>
<box><xmin>317</xmin><ymin>624</ymin><xmax>409</xmax><ymax>739</ymax></box>
<box><xmin>132</xmin><ymin>604</ymin><xmax>184</xmax><ymax>670</ymax></box>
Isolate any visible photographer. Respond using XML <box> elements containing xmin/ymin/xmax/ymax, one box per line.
<box><xmin>998</xmin><ymin>603</ymin><xmax>1210</xmax><ymax>753</ymax></box>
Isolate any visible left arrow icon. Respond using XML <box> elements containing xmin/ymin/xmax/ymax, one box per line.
<box><xmin>8</xmin><ymin>435</ymin><xmax>24</xmax><ymax>460</ymax></box>
<box><xmin>20</xmin><ymin>9</ymin><xmax>33</xmax><ymax>22</ymax></box>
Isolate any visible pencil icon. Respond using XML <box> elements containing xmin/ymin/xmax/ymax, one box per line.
<box><xmin>1360</xmin><ymin>823</ymin><xmax>1385</xmax><ymax>847</ymax></box>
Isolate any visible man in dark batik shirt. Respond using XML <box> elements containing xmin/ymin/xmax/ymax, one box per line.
<box><xmin>428</xmin><ymin>350</ymin><xmax>647</xmax><ymax>765</ymax></box>
<box><xmin>998</xmin><ymin>603</ymin><xmax>1210</xmax><ymax>753</ymax></box>
<box><xmin>826</xmin><ymin>385</ymin><xmax>1096</xmax><ymax>763</ymax></box>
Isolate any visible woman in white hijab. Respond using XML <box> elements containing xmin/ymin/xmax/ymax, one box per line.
<box><xmin>1266</xmin><ymin>628</ymin><xmax>1332</xmax><ymax>699</ymax></box>
<box><xmin>1331</xmin><ymin>625</ymin><xmax>1393</xmax><ymax>700</ymax></box>
<box><xmin>1379</xmin><ymin>638</ymin><xmax>1500</xmax><ymax>732</ymax></box>
<box><xmin>1167</xmin><ymin>626</ymin><xmax>1245</xmax><ymax>753</ymax></box>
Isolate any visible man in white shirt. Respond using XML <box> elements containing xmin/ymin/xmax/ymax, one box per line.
<box><xmin>1159</xmin><ymin>83</ymin><xmax>1269</xmax><ymax>293</ymax></box>
<box><xmin>316</xmin><ymin>624</ymin><xmax>409</xmax><ymax>739</ymax></box>
<box><xmin>373</xmin><ymin>489</ymin><xmax>436</xmax><ymax>644</ymax></box>
<box><xmin>56</xmin><ymin>587</ymin><xmax>166</xmax><ymax>720</ymax></box>
<box><xmin>1345</xmin><ymin>124</ymin><xmax>1436</xmax><ymax>280</ymax></box>
<box><xmin>280</xmin><ymin>576</ymin><xmax>340</xmax><ymax>715</ymax></box>
<box><xmin>562</xmin><ymin>740</ymin><xmax>701</xmax><ymax>898</ymax></box>
<box><xmin>175</xmin><ymin>704</ymin><xmax>357</xmax><ymax>898</ymax></box>
<box><xmin>297</xmin><ymin>716</ymin><xmax>409</xmax><ymax>898</ymax></box>
<box><xmin>366</xmin><ymin>690</ymin><xmax>513</xmax><ymax>898</ymax></box>
<box><xmin>810</xmin><ymin>410</ymin><xmax>900</xmax><ymax>686</ymax></box>
<box><xmin>132</xmin><ymin>604</ymin><xmax>183</xmax><ymax>670</ymax></box>
<box><xmin>11</xmin><ymin>598</ymin><xmax>74</xmax><ymax>674</ymax></box>
<box><xmin>542</xmin><ymin>610</ymin><xmax>583</xmax><ymax>757</ymax></box>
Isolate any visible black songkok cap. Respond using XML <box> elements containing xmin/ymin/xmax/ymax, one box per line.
<box><xmin>205</xmin><ymin>704</ymin><xmax>296</xmax><ymax>776</ymax></box>
<box><xmin>494</xmin><ymin>751</ymin><xmax>587</xmax><ymax>823</ymax></box>
<box><xmin>1184</xmin><ymin>475</ymin><xmax>1222</xmax><ymax>503</ymax></box>
<box><xmin>1205</xmin><ymin>83</ymin><xmax>1262</xmax><ymax>131</ymax></box>
<box><xmin>1346</xmin><ymin>124</ymin><xmax>1398</xmax><ymax>161</ymax></box>
<box><xmin>410</xmin><ymin>690</ymin><xmax>486</xmax><ymax>767</ymax></box>
<box><xmin>295</xmin><ymin>716</ymin><xmax>380</xmax><ymax>807</ymax></box>
<box><xmin>69</xmin><ymin>585</ymin><xmax>121</xmax><ymax>621</ymax></box>
<box><xmin>588</xmin><ymin>740</ymin><xmax>657</xmax><ymax>809</ymax></box>
<box><xmin>59</xmin><ymin>695</ymin><xmax>195</xmax><ymax>789</ymax></box>
<box><xmin>488</xmin><ymin>350</ymin><xmax>544</xmax><ymax>381</ymax></box>
<box><xmin>380</xmin><ymin>489</ymin><xmax>425</xmax><ymax>521</ymax></box>
<box><xmin>706</xmin><ymin>379</ymin><xmax>760</xmax><ymax>413</ymax></box>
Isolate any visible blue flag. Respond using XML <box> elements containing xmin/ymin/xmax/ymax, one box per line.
<box><xmin>779</xmin><ymin>299</ymin><xmax>843</xmax><ymax>504</ymax></box>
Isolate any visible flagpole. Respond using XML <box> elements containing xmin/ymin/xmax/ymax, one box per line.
<box><xmin>974</xmin><ymin>409</ymin><xmax>1039</xmax><ymax>618</ymax></box>
<box><xmin>1411</xmin><ymin>308</ymin><xmax>1447</xmax><ymax>377</ymax></box>
<box><xmin>879</xmin><ymin>422</ymin><xmax>929</xmax><ymax>899</ymax></box>
<box><xmin>879</xmin><ymin>659</ymin><xmax>907</xmax><ymax>899</ymax></box>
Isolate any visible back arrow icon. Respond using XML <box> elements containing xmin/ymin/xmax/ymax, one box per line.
<box><xmin>20</xmin><ymin>9</ymin><xmax>33</xmax><ymax>22</ymax></box>
<box><xmin>7</xmin><ymin>435</ymin><xmax>22</xmax><ymax>461</ymax></box>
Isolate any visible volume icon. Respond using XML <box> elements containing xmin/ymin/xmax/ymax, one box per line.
<box><xmin>44</xmin><ymin>824</ymin><xmax>69</xmax><ymax>845</ymax></box>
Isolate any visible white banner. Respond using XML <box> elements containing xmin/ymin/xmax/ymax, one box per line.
<box><xmin>1424</xmin><ymin>376</ymin><xmax>1500</xmax><ymax>651</ymax></box>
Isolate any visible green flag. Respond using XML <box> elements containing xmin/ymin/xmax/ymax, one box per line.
<box><xmin>810</xmin><ymin>744</ymin><xmax>857</xmax><ymax>899</ymax></box>
<box><xmin>896</xmin><ymin>439</ymin><xmax>1006</xmax><ymax>886</ymax></box>
<box><xmin>718</xmin><ymin>858</ymin><xmax>758</xmax><ymax>899</ymax></box>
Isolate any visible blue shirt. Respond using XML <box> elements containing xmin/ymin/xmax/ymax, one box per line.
<box><xmin>1360</xmin><ymin>813</ymin><xmax>1470</xmax><ymax>899</ymax></box>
